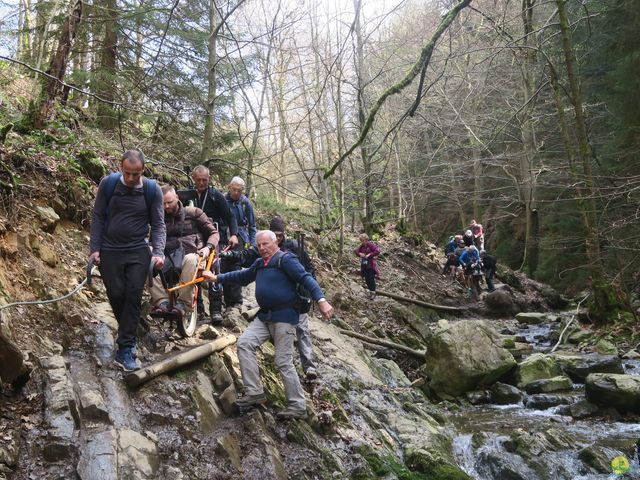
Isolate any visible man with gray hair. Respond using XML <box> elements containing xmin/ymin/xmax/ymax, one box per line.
<box><xmin>191</xmin><ymin>165</ymin><xmax>238</xmax><ymax>325</ymax></box>
<box><xmin>218</xmin><ymin>176</ymin><xmax>257</xmax><ymax>308</ymax></box>
<box><xmin>203</xmin><ymin>230</ymin><xmax>333</xmax><ymax>419</ymax></box>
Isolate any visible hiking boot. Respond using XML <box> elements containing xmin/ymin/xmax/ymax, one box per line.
<box><xmin>210</xmin><ymin>312</ymin><xmax>223</xmax><ymax>326</ymax></box>
<box><xmin>276</xmin><ymin>407</ymin><xmax>308</xmax><ymax>420</ymax></box>
<box><xmin>235</xmin><ymin>393</ymin><xmax>267</xmax><ymax>409</ymax></box>
<box><xmin>114</xmin><ymin>348</ymin><xmax>139</xmax><ymax>372</ymax></box>
<box><xmin>305</xmin><ymin>368</ymin><xmax>318</xmax><ymax>381</ymax></box>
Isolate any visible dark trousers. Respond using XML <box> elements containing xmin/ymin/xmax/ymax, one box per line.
<box><xmin>362</xmin><ymin>268</ymin><xmax>376</xmax><ymax>292</ymax></box>
<box><xmin>220</xmin><ymin>256</ymin><xmax>243</xmax><ymax>305</ymax></box>
<box><xmin>485</xmin><ymin>268</ymin><xmax>496</xmax><ymax>292</ymax></box>
<box><xmin>200</xmin><ymin>248</ymin><xmax>243</xmax><ymax>316</ymax></box>
<box><xmin>100</xmin><ymin>247</ymin><xmax>150</xmax><ymax>349</ymax></box>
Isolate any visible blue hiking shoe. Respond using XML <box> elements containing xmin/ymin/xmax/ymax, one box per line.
<box><xmin>114</xmin><ymin>347</ymin><xmax>139</xmax><ymax>372</ymax></box>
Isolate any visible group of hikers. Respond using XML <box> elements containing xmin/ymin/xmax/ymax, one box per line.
<box><xmin>87</xmin><ymin>149</ymin><xmax>496</xmax><ymax>420</ymax></box>
<box><xmin>89</xmin><ymin>150</ymin><xmax>332</xmax><ymax>420</ymax></box>
<box><xmin>442</xmin><ymin>219</ymin><xmax>497</xmax><ymax>296</ymax></box>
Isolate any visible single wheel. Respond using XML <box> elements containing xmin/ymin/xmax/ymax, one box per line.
<box><xmin>177</xmin><ymin>286</ymin><xmax>198</xmax><ymax>337</ymax></box>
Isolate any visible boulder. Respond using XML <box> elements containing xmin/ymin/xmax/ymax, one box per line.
<box><xmin>484</xmin><ymin>290</ymin><xmax>518</xmax><ymax>315</ymax></box>
<box><xmin>568</xmin><ymin>400</ymin><xmax>599</xmax><ymax>419</ymax></box>
<box><xmin>585</xmin><ymin>373</ymin><xmax>640</xmax><ymax>414</ymax></box>
<box><xmin>578</xmin><ymin>445</ymin><xmax>625</xmax><ymax>474</ymax></box>
<box><xmin>424</xmin><ymin>320</ymin><xmax>516</xmax><ymax>397</ymax></box>
<box><xmin>490</xmin><ymin>382</ymin><xmax>524</xmax><ymax>405</ymax></box>
<box><xmin>515</xmin><ymin>312</ymin><xmax>549</xmax><ymax>325</ymax></box>
<box><xmin>595</xmin><ymin>339</ymin><xmax>618</xmax><ymax>356</ymax></box>
<box><xmin>36</xmin><ymin>206</ymin><xmax>60</xmax><ymax>233</ymax></box>
<box><xmin>553</xmin><ymin>353</ymin><xmax>624</xmax><ymax>383</ymax></box>
<box><xmin>522</xmin><ymin>375</ymin><xmax>573</xmax><ymax>394</ymax></box>
<box><xmin>524</xmin><ymin>394</ymin><xmax>572</xmax><ymax>410</ymax></box>
<box><xmin>515</xmin><ymin>353</ymin><xmax>561</xmax><ymax>389</ymax></box>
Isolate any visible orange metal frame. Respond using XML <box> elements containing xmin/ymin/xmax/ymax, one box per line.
<box><xmin>166</xmin><ymin>250</ymin><xmax>216</xmax><ymax>293</ymax></box>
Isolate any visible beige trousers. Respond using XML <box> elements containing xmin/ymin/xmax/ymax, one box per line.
<box><xmin>150</xmin><ymin>252</ymin><xmax>200</xmax><ymax>312</ymax></box>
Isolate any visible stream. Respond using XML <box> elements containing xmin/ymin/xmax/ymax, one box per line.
<box><xmin>449</xmin><ymin>317</ymin><xmax>640</xmax><ymax>480</ymax></box>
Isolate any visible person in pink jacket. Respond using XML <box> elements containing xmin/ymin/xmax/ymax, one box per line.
<box><xmin>355</xmin><ymin>233</ymin><xmax>380</xmax><ymax>299</ymax></box>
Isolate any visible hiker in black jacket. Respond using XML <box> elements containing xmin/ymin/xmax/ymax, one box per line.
<box><xmin>480</xmin><ymin>250</ymin><xmax>497</xmax><ymax>292</ymax></box>
<box><xmin>191</xmin><ymin>165</ymin><xmax>238</xmax><ymax>325</ymax></box>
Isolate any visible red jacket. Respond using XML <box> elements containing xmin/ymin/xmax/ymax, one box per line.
<box><xmin>355</xmin><ymin>241</ymin><xmax>381</xmax><ymax>277</ymax></box>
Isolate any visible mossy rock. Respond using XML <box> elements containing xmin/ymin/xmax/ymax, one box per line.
<box><xmin>76</xmin><ymin>150</ymin><xmax>106</xmax><ymax>182</ymax></box>
<box><xmin>356</xmin><ymin>444</ymin><xmax>469</xmax><ymax>480</ymax></box>
<box><xmin>515</xmin><ymin>353</ymin><xmax>561</xmax><ymax>389</ymax></box>
<box><xmin>595</xmin><ymin>339</ymin><xmax>618</xmax><ymax>356</ymax></box>
<box><xmin>405</xmin><ymin>448</ymin><xmax>472</xmax><ymax>479</ymax></box>
<box><xmin>497</xmin><ymin>268</ymin><xmax>524</xmax><ymax>293</ymax></box>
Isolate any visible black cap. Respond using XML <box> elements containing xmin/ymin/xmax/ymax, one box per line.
<box><xmin>269</xmin><ymin>216</ymin><xmax>285</xmax><ymax>232</ymax></box>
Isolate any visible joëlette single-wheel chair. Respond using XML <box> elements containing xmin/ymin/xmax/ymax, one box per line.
<box><xmin>147</xmin><ymin>249</ymin><xmax>216</xmax><ymax>337</ymax></box>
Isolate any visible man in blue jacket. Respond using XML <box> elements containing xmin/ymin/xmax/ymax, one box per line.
<box><xmin>204</xmin><ymin>230</ymin><xmax>333</xmax><ymax>419</ymax></box>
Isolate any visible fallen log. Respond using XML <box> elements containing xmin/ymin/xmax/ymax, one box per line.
<box><xmin>377</xmin><ymin>289</ymin><xmax>464</xmax><ymax>312</ymax></box>
<box><xmin>125</xmin><ymin>334</ymin><xmax>237</xmax><ymax>387</ymax></box>
<box><xmin>242</xmin><ymin>307</ymin><xmax>260</xmax><ymax>321</ymax></box>
<box><xmin>339</xmin><ymin>329</ymin><xmax>426</xmax><ymax>359</ymax></box>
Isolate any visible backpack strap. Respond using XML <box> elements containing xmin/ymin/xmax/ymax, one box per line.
<box><xmin>102</xmin><ymin>172</ymin><xmax>156</xmax><ymax>218</ymax></box>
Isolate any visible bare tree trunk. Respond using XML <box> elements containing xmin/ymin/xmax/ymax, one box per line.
<box><xmin>200</xmin><ymin>0</ymin><xmax>219</xmax><ymax>162</ymax></box>
<box><xmin>18</xmin><ymin>0</ymin><xmax>33</xmax><ymax>63</ymax></box>
<box><xmin>353</xmin><ymin>0</ymin><xmax>373</xmax><ymax>235</ymax></box>
<box><xmin>556</xmin><ymin>0</ymin><xmax>619</xmax><ymax>324</ymax></box>
<box><xmin>96</xmin><ymin>0</ymin><xmax>117</xmax><ymax>130</ymax></box>
<box><xmin>517</xmin><ymin>0</ymin><xmax>540</xmax><ymax>275</ymax></box>
<box><xmin>32</xmin><ymin>0</ymin><xmax>83</xmax><ymax>129</ymax></box>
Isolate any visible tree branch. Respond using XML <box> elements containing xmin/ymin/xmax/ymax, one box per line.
<box><xmin>323</xmin><ymin>0</ymin><xmax>472</xmax><ymax>179</ymax></box>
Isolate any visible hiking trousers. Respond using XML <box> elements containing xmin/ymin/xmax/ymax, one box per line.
<box><xmin>363</xmin><ymin>268</ymin><xmax>376</xmax><ymax>292</ymax></box>
<box><xmin>150</xmin><ymin>253</ymin><xmax>199</xmax><ymax>312</ymax></box>
<box><xmin>237</xmin><ymin>318</ymin><xmax>305</xmax><ymax>411</ymax></box>
<box><xmin>296</xmin><ymin>313</ymin><xmax>316</xmax><ymax>373</ymax></box>
<box><xmin>100</xmin><ymin>247</ymin><xmax>150</xmax><ymax>349</ymax></box>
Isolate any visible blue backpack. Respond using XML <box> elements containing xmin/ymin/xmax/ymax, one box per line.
<box><xmin>102</xmin><ymin>172</ymin><xmax>157</xmax><ymax>218</ymax></box>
